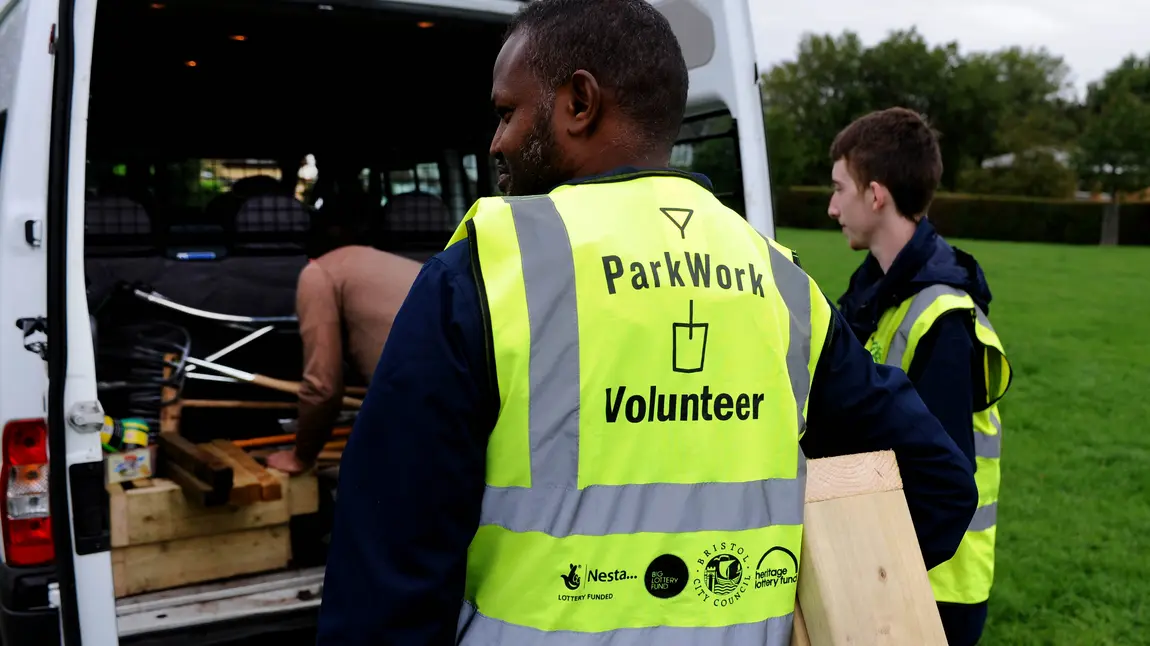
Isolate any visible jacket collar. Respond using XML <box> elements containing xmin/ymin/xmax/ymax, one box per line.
<box><xmin>553</xmin><ymin>166</ymin><xmax>715</xmax><ymax>193</ymax></box>
<box><xmin>837</xmin><ymin>218</ymin><xmax>940</xmax><ymax>341</ymax></box>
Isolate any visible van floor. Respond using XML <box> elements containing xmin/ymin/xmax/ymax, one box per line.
<box><xmin>117</xmin><ymin>567</ymin><xmax>324</xmax><ymax>643</ymax></box>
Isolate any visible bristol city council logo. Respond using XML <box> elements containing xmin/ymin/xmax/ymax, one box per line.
<box><xmin>693</xmin><ymin>541</ymin><xmax>751</xmax><ymax>607</ymax></box>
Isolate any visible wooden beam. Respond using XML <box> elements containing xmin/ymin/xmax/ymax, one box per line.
<box><xmin>160</xmin><ymin>353</ymin><xmax>182</xmax><ymax>433</ymax></box>
<box><xmin>157</xmin><ymin>432</ymin><xmax>233</xmax><ymax>501</ymax></box>
<box><xmin>111</xmin><ymin>525</ymin><xmax>291</xmax><ymax>598</ymax></box>
<box><xmin>199</xmin><ymin>443</ymin><xmax>263</xmax><ymax>505</ymax></box>
<box><xmin>794</xmin><ymin>451</ymin><xmax>947</xmax><ymax>645</ymax></box>
<box><xmin>210</xmin><ymin>439</ymin><xmax>283</xmax><ymax>502</ymax></box>
<box><xmin>106</xmin><ymin>479</ymin><xmax>290</xmax><ymax>548</ymax></box>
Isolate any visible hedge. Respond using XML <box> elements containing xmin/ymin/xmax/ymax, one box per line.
<box><xmin>774</xmin><ymin>187</ymin><xmax>1150</xmax><ymax>246</ymax></box>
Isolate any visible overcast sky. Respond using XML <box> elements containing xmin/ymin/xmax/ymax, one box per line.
<box><xmin>749</xmin><ymin>0</ymin><xmax>1149</xmax><ymax>98</ymax></box>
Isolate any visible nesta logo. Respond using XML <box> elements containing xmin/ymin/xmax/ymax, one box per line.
<box><xmin>588</xmin><ymin>568</ymin><xmax>638</xmax><ymax>584</ymax></box>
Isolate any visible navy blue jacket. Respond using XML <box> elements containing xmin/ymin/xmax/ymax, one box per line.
<box><xmin>837</xmin><ymin>217</ymin><xmax>995</xmax><ymax>645</ymax></box>
<box><xmin>316</xmin><ymin>170</ymin><xmax>977</xmax><ymax>646</ymax></box>
<box><xmin>836</xmin><ymin>218</ymin><xmax>995</xmax><ymax>483</ymax></box>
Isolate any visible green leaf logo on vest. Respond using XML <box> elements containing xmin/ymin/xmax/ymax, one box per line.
<box><xmin>693</xmin><ymin>542</ymin><xmax>751</xmax><ymax>607</ymax></box>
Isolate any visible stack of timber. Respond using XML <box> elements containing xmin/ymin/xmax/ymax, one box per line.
<box><xmin>109</xmin><ymin>435</ymin><xmax>319</xmax><ymax>598</ymax></box>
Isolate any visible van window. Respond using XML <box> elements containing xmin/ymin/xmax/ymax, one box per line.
<box><xmin>671</xmin><ymin>110</ymin><xmax>745</xmax><ymax>217</ymax></box>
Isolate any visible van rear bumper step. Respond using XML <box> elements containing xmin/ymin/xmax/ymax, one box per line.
<box><xmin>116</xmin><ymin>567</ymin><xmax>324</xmax><ymax>638</ymax></box>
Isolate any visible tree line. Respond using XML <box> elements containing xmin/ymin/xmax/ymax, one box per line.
<box><xmin>759</xmin><ymin>28</ymin><xmax>1150</xmax><ymax>204</ymax></box>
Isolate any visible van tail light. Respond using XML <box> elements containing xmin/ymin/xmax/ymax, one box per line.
<box><xmin>1</xmin><ymin>419</ymin><xmax>54</xmax><ymax>566</ymax></box>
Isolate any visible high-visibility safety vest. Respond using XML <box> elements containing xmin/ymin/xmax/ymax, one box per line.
<box><xmin>865</xmin><ymin>285</ymin><xmax>1012</xmax><ymax>605</ymax></box>
<box><xmin>444</xmin><ymin>173</ymin><xmax>834</xmax><ymax>644</ymax></box>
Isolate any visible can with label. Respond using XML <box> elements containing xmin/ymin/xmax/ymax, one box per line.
<box><xmin>100</xmin><ymin>416</ymin><xmax>150</xmax><ymax>452</ymax></box>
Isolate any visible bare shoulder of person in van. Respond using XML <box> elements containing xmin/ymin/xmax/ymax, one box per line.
<box><xmin>800</xmin><ymin>300</ymin><xmax>978</xmax><ymax>572</ymax></box>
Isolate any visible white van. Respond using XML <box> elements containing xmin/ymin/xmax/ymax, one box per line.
<box><xmin>0</xmin><ymin>0</ymin><xmax>777</xmax><ymax>643</ymax></box>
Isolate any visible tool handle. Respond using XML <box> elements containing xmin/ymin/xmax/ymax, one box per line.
<box><xmin>249</xmin><ymin>374</ymin><xmax>363</xmax><ymax>408</ymax></box>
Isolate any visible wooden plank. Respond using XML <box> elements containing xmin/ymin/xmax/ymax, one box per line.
<box><xmin>804</xmin><ymin>450</ymin><xmax>903</xmax><ymax>504</ymax></box>
<box><xmin>795</xmin><ymin>451</ymin><xmax>947</xmax><ymax>646</ymax></box>
<box><xmin>108</xmin><ymin>484</ymin><xmax>130</xmax><ymax>549</ymax></box>
<box><xmin>111</xmin><ymin>525</ymin><xmax>291</xmax><ymax>598</ymax></box>
<box><xmin>158</xmin><ymin>432</ymin><xmax>233</xmax><ymax>494</ymax></box>
<box><xmin>160</xmin><ymin>353</ymin><xmax>182</xmax><ymax>434</ymax></box>
<box><xmin>104</xmin><ymin>477</ymin><xmax>290</xmax><ymax>547</ymax></box>
<box><xmin>199</xmin><ymin>443</ymin><xmax>263</xmax><ymax>505</ymax></box>
<box><xmin>267</xmin><ymin>469</ymin><xmax>319</xmax><ymax>517</ymax></box>
<box><xmin>791</xmin><ymin>603</ymin><xmax>812</xmax><ymax>646</ymax></box>
<box><xmin>210</xmin><ymin>439</ymin><xmax>282</xmax><ymax>501</ymax></box>
<box><xmin>164</xmin><ymin>461</ymin><xmax>229</xmax><ymax>508</ymax></box>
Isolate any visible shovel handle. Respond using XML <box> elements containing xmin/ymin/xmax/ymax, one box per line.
<box><xmin>250</xmin><ymin>374</ymin><xmax>363</xmax><ymax>408</ymax></box>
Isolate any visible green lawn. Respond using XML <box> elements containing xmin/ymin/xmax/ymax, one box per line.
<box><xmin>774</xmin><ymin>227</ymin><xmax>1150</xmax><ymax>646</ymax></box>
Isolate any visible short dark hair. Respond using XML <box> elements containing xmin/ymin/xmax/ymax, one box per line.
<box><xmin>505</xmin><ymin>0</ymin><xmax>689</xmax><ymax>151</ymax></box>
<box><xmin>830</xmin><ymin>107</ymin><xmax>943</xmax><ymax>219</ymax></box>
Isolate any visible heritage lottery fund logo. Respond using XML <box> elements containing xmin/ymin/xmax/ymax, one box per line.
<box><xmin>755</xmin><ymin>546</ymin><xmax>799</xmax><ymax>589</ymax></box>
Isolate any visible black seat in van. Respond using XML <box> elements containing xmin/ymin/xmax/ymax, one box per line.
<box><xmin>84</xmin><ymin>195</ymin><xmax>158</xmax><ymax>257</ymax></box>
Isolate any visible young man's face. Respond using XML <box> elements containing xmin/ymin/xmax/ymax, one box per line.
<box><xmin>828</xmin><ymin>159</ymin><xmax>881</xmax><ymax>251</ymax></box>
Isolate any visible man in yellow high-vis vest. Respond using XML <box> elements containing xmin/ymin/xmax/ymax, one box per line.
<box><xmin>317</xmin><ymin>3</ymin><xmax>978</xmax><ymax>645</ymax></box>
<box><xmin>828</xmin><ymin>107</ymin><xmax>1013</xmax><ymax>646</ymax></box>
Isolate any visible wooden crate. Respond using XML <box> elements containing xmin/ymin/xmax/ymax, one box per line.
<box><xmin>108</xmin><ymin>468</ymin><xmax>319</xmax><ymax>598</ymax></box>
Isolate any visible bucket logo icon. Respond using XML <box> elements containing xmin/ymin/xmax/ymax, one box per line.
<box><xmin>672</xmin><ymin>300</ymin><xmax>708</xmax><ymax>373</ymax></box>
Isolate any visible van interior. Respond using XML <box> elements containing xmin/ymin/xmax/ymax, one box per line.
<box><xmin>82</xmin><ymin>0</ymin><xmax>745</xmax><ymax>641</ymax></box>
<box><xmin>85</xmin><ymin>0</ymin><xmax>505</xmax><ymax>641</ymax></box>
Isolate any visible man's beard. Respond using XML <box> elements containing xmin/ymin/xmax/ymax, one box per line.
<box><xmin>503</xmin><ymin>104</ymin><xmax>571</xmax><ymax>197</ymax></box>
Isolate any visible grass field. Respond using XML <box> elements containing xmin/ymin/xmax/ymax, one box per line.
<box><xmin>774</xmin><ymin>227</ymin><xmax>1150</xmax><ymax>645</ymax></box>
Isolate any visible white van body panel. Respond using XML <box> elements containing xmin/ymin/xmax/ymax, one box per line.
<box><xmin>32</xmin><ymin>0</ymin><xmax>770</xmax><ymax>642</ymax></box>
<box><xmin>63</xmin><ymin>0</ymin><xmax>122</xmax><ymax>642</ymax></box>
<box><xmin>0</xmin><ymin>0</ymin><xmax>54</xmax><ymax>567</ymax></box>
<box><xmin>652</xmin><ymin>0</ymin><xmax>776</xmax><ymax>238</ymax></box>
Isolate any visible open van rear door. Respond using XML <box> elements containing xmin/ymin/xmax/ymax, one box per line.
<box><xmin>651</xmin><ymin>0</ymin><xmax>776</xmax><ymax>238</ymax></box>
<box><xmin>0</xmin><ymin>0</ymin><xmax>120</xmax><ymax>643</ymax></box>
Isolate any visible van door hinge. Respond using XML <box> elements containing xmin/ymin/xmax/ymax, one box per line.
<box><xmin>48</xmin><ymin>24</ymin><xmax>56</xmax><ymax>55</ymax></box>
<box><xmin>15</xmin><ymin>317</ymin><xmax>47</xmax><ymax>361</ymax></box>
<box><xmin>68</xmin><ymin>400</ymin><xmax>106</xmax><ymax>433</ymax></box>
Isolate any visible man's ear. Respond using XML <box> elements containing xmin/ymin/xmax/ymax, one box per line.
<box><xmin>868</xmin><ymin>181</ymin><xmax>887</xmax><ymax>212</ymax></box>
<box><xmin>562</xmin><ymin>69</ymin><xmax>601</xmax><ymax>137</ymax></box>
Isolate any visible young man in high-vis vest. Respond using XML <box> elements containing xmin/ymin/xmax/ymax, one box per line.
<box><xmin>828</xmin><ymin>108</ymin><xmax>1013</xmax><ymax>646</ymax></box>
<box><xmin>317</xmin><ymin>3</ymin><xmax>978</xmax><ymax>644</ymax></box>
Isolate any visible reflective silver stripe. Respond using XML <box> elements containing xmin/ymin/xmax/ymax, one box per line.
<box><xmin>766</xmin><ymin>244</ymin><xmax>812</xmax><ymax>434</ymax></box>
<box><xmin>975</xmin><ymin>306</ymin><xmax>996</xmax><ymax>334</ymax></box>
<box><xmin>505</xmin><ymin>195</ymin><xmax>582</xmax><ymax>489</ymax></box>
<box><xmin>974</xmin><ymin>412</ymin><xmax>1002</xmax><ymax>459</ymax></box>
<box><xmin>969</xmin><ymin>502</ymin><xmax>997</xmax><ymax>532</ymax></box>
<box><xmin>477</xmin><ymin>197</ymin><xmax>807</xmax><ymax>536</ymax></box>
<box><xmin>884</xmin><ymin>285</ymin><xmax>971</xmax><ymax>368</ymax></box>
<box><xmin>458</xmin><ymin>602</ymin><xmax>795</xmax><ymax>646</ymax></box>
<box><xmin>479</xmin><ymin>476</ymin><xmax>806</xmax><ymax>536</ymax></box>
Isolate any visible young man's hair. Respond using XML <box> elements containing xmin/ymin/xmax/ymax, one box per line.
<box><xmin>829</xmin><ymin>107</ymin><xmax>943</xmax><ymax>219</ymax></box>
<box><xmin>505</xmin><ymin>0</ymin><xmax>689</xmax><ymax>153</ymax></box>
